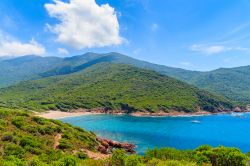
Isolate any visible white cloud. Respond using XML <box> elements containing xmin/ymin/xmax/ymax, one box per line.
<box><xmin>190</xmin><ymin>44</ymin><xmax>249</xmax><ymax>55</ymax></box>
<box><xmin>0</xmin><ymin>32</ymin><xmax>45</xmax><ymax>57</ymax></box>
<box><xmin>45</xmin><ymin>0</ymin><xmax>123</xmax><ymax>49</ymax></box>
<box><xmin>57</xmin><ymin>48</ymin><xmax>69</xmax><ymax>55</ymax></box>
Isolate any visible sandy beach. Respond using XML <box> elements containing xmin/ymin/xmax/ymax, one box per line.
<box><xmin>36</xmin><ymin>108</ymin><xmax>249</xmax><ymax>120</ymax></box>
<box><xmin>36</xmin><ymin>109</ymin><xmax>215</xmax><ymax>119</ymax></box>
<box><xmin>35</xmin><ymin>110</ymin><xmax>101</xmax><ymax>119</ymax></box>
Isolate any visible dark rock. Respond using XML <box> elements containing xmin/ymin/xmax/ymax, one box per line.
<box><xmin>97</xmin><ymin>137</ymin><xmax>136</xmax><ymax>154</ymax></box>
<box><xmin>98</xmin><ymin>145</ymin><xmax>108</xmax><ymax>154</ymax></box>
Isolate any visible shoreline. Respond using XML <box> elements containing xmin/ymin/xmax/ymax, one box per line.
<box><xmin>35</xmin><ymin>109</ymin><xmax>249</xmax><ymax>120</ymax></box>
<box><xmin>35</xmin><ymin>110</ymin><xmax>103</xmax><ymax>119</ymax></box>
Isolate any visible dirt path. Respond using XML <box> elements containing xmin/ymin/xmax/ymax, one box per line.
<box><xmin>54</xmin><ymin>133</ymin><xmax>62</xmax><ymax>149</ymax></box>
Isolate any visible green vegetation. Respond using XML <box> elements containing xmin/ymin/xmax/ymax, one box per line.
<box><xmin>174</xmin><ymin>67</ymin><xmax>250</xmax><ymax>104</ymax></box>
<box><xmin>1</xmin><ymin>53</ymin><xmax>249</xmax><ymax>166</ymax></box>
<box><xmin>1</xmin><ymin>52</ymin><xmax>249</xmax><ymax>104</ymax></box>
<box><xmin>0</xmin><ymin>109</ymin><xmax>249</xmax><ymax>166</ymax></box>
<box><xmin>0</xmin><ymin>63</ymin><xmax>232</xmax><ymax>113</ymax></box>
<box><xmin>0</xmin><ymin>55</ymin><xmax>62</xmax><ymax>88</ymax></box>
<box><xmin>0</xmin><ymin>108</ymin><xmax>100</xmax><ymax>165</ymax></box>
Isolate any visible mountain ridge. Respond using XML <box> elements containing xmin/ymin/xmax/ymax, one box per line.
<box><xmin>1</xmin><ymin>52</ymin><xmax>250</xmax><ymax>104</ymax></box>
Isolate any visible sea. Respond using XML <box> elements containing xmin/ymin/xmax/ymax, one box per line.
<box><xmin>61</xmin><ymin>113</ymin><xmax>250</xmax><ymax>154</ymax></box>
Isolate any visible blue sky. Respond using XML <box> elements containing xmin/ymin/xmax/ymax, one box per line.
<box><xmin>0</xmin><ymin>0</ymin><xmax>250</xmax><ymax>71</ymax></box>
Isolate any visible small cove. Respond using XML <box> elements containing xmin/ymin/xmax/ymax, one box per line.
<box><xmin>61</xmin><ymin>113</ymin><xmax>250</xmax><ymax>154</ymax></box>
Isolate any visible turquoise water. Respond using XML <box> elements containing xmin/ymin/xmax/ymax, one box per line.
<box><xmin>61</xmin><ymin>113</ymin><xmax>250</xmax><ymax>154</ymax></box>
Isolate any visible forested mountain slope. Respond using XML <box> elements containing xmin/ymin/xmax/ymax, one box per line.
<box><xmin>0</xmin><ymin>55</ymin><xmax>62</xmax><ymax>87</ymax></box>
<box><xmin>0</xmin><ymin>63</ymin><xmax>233</xmax><ymax>113</ymax></box>
<box><xmin>1</xmin><ymin>52</ymin><xmax>250</xmax><ymax>104</ymax></box>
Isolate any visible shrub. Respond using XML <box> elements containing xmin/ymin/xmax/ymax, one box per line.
<box><xmin>77</xmin><ymin>152</ymin><xmax>88</xmax><ymax>160</ymax></box>
<box><xmin>20</xmin><ymin>136</ymin><xmax>41</xmax><ymax>148</ymax></box>
<box><xmin>194</xmin><ymin>146</ymin><xmax>246</xmax><ymax>166</ymax></box>
<box><xmin>125</xmin><ymin>155</ymin><xmax>141</xmax><ymax>166</ymax></box>
<box><xmin>1</xmin><ymin>133</ymin><xmax>13</xmax><ymax>142</ymax></box>
<box><xmin>58</xmin><ymin>139</ymin><xmax>73</xmax><ymax>150</ymax></box>
<box><xmin>111</xmin><ymin>149</ymin><xmax>127</xmax><ymax>166</ymax></box>
<box><xmin>4</xmin><ymin>144</ymin><xmax>25</xmax><ymax>158</ymax></box>
<box><xmin>28</xmin><ymin>157</ymin><xmax>48</xmax><ymax>166</ymax></box>
<box><xmin>2</xmin><ymin>155</ymin><xmax>25</xmax><ymax>166</ymax></box>
<box><xmin>23</xmin><ymin>125</ymin><xmax>38</xmax><ymax>133</ymax></box>
<box><xmin>12</xmin><ymin>117</ymin><xmax>25</xmax><ymax>128</ymax></box>
<box><xmin>60</xmin><ymin>156</ymin><xmax>78</xmax><ymax>166</ymax></box>
<box><xmin>32</xmin><ymin>117</ymin><xmax>47</xmax><ymax>125</ymax></box>
<box><xmin>145</xmin><ymin>148</ymin><xmax>194</xmax><ymax>161</ymax></box>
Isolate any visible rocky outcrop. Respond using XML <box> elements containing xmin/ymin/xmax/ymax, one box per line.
<box><xmin>233</xmin><ymin>106</ymin><xmax>246</xmax><ymax>112</ymax></box>
<box><xmin>97</xmin><ymin>137</ymin><xmax>136</xmax><ymax>154</ymax></box>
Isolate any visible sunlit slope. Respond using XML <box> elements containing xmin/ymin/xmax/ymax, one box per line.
<box><xmin>0</xmin><ymin>63</ymin><xmax>233</xmax><ymax>113</ymax></box>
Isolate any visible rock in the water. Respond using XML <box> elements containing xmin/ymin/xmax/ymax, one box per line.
<box><xmin>97</xmin><ymin>137</ymin><xmax>136</xmax><ymax>154</ymax></box>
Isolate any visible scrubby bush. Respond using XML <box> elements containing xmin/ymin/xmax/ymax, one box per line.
<box><xmin>4</xmin><ymin>143</ymin><xmax>25</xmax><ymax>158</ymax></box>
<box><xmin>77</xmin><ymin>152</ymin><xmax>88</xmax><ymax>160</ymax></box>
<box><xmin>1</xmin><ymin>133</ymin><xmax>13</xmax><ymax>142</ymax></box>
<box><xmin>125</xmin><ymin>155</ymin><xmax>141</xmax><ymax>166</ymax></box>
<box><xmin>58</xmin><ymin>139</ymin><xmax>73</xmax><ymax>150</ymax></box>
<box><xmin>111</xmin><ymin>149</ymin><xmax>127</xmax><ymax>166</ymax></box>
<box><xmin>20</xmin><ymin>136</ymin><xmax>42</xmax><ymax>148</ymax></box>
<box><xmin>145</xmin><ymin>148</ymin><xmax>194</xmax><ymax>162</ymax></box>
<box><xmin>194</xmin><ymin>146</ymin><xmax>246</xmax><ymax>166</ymax></box>
<box><xmin>12</xmin><ymin>116</ymin><xmax>26</xmax><ymax>128</ymax></box>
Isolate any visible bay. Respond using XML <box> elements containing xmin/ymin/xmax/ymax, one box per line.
<box><xmin>61</xmin><ymin>113</ymin><xmax>250</xmax><ymax>154</ymax></box>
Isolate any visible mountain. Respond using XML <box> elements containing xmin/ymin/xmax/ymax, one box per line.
<box><xmin>0</xmin><ymin>52</ymin><xmax>250</xmax><ymax>104</ymax></box>
<box><xmin>0</xmin><ymin>52</ymin><xmax>197</xmax><ymax>88</ymax></box>
<box><xmin>37</xmin><ymin>52</ymin><xmax>250</xmax><ymax>104</ymax></box>
<box><xmin>0</xmin><ymin>55</ymin><xmax>62</xmax><ymax>88</ymax></box>
<box><xmin>0</xmin><ymin>63</ymin><xmax>233</xmax><ymax>113</ymax></box>
<box><xmin>39</xmin><ymin>52</ymin><xmax>199</xmax><ymax>80</ymax></box>
<box><xmin>175</xmin><ymin>66</ymin><xmax>250</xmax><ymax>104</ymax></box>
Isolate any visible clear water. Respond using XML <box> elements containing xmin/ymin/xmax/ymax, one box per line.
<box><xmin>61</xmin><ymin>113</ymin><xmax>250</xmax><ymax>154</ymax></box>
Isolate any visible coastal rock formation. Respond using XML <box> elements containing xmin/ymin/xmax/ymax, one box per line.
<box><xmin>233</xmin><ymin>106</ymin><xmax>246</xmax><ymax>112</ymax></box>
<box><xmin>97</xmin><ymin>137</ymin><xmax>136</xmax><ymax>154</ymax></box>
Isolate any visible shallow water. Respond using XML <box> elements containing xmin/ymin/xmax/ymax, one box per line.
<box><xmin>61</xmin><ymin>113</ymin><xmax>250</xmax><ymax>154</ymax></box>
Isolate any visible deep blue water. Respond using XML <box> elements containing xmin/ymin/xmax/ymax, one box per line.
<box><xmin>61</xmin><ymin>113</ymin><xmax>250</xmax><ymax>154</ymax></box>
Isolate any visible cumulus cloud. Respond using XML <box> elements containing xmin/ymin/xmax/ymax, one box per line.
<box><xmin>45</xmin><ymin>0</ymin><xmax>123</xmax><ymax>49</ymax></box>
<box><xmin>0</xmin><ymin>32</ymin><xmax>45</xmax><ymax>57</ymax></box>
<box><xmin>190</xmin><ymin>44</ymin><xmax>249</xmax><ymax>55</ymax></box>
<box><xmin>57</xmin><ymin>48</ymin><xmax>69</xmax><ymax>55</ymax></box>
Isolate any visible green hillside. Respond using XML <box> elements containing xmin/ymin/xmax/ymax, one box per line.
<box><xmin>40</xmin><ymin>52</ymin><xmax>250</xmax><ymax>104</ymax></box>
<box><xmin>176</xmin><ymin>67</ymin><xmax>250</xmax><ymax>104</ymax></box>
<box><xmin>0</xmin><ymin>63</ymin><xmax>232</xmax><ymax>113</ymax></box>
<box><xmin>0</xmin><ymin>108</ymin><xmax>100</xmax><ymax>165</ymax></box>
<box><xmin>39</xmin><ymin>52</ymin><xmax>199</xmax><ymax>80</ymax></box>
<box><xmin>0</xmin><ymin>52</ymin><xmax>199</xmax><ymax>88</ymax></box>
<box><xmin>1</xmin><ymin>52</ymin><xmax>250</xmax><ymax>104</ymax></box>
<box><xmin>0</xmin><ymin>55</ymin><xmax>62</xmax><ymax>88</ymax></box>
